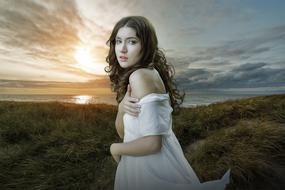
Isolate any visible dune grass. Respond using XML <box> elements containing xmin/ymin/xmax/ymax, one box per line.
<box><xmin>0</xmin><ymin>102</ymin><xmax>118</xmax><ymax>190</ymax></box>
<box><xmin>0</xmin><ymin>94</ymin><xmax>284</xmax><ymax>189</ymax></box>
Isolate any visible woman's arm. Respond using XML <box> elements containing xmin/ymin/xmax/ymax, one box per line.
<box><xmin>111</xmin><ymin>135</ymin><xmax>162</xmax><ymax>156</ymax></box>
<box><xmin>115</xmin><ymin>105</ymin><xmax>125</xmax><ymax>140</ymax></box>
<box><xmin>115</xmin><ymin>83</ymin><xmax>141</xmax><ymax>140</ymax></box>
<box><xmin>111</xmin><ymin>69</ymin><xmax>164</xmax><ymax>157</ymax></box>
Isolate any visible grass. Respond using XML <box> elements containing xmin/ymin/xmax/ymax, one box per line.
<box><xmin>0</xmin><ymin>94</ymin><xmax>284</xmax><ymax>189</ymax></box>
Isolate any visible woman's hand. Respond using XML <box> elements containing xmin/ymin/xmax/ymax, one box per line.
<box><xmin>119</xmin><ymin>84</ymin><xmax>141</xmax><ymax>117</ymax></box>
<box><xmin>110</xmin><ymin>143</ymin><xmax>121</xmax><ymax>164</ymax></box>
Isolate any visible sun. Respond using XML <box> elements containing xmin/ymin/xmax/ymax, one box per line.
<box><xmin>74</xmin><ymin>47</ymin><xmax>93</xmax><ymax>72</ymax></box>
<box><xmin>74</xmin><ymin>46</ymin><xmax>106</xmax><ymax>74</ymax></box>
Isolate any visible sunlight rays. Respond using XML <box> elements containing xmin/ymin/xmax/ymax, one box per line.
<box><xmin>74</xmin><ymin>46</ymin><xmax>106</xmax><ymax>75</ymax></box>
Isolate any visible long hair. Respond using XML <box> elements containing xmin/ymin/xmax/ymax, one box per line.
<box><xmin>104</xmin><ymin>16</ymin><xmax>185</xmax><ymax>115</ymax></box>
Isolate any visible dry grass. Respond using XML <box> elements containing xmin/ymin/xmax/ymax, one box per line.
<box><xmin>0</xmin><ymin>93</ymin><xmax>284</xmax><ymax>189</ymax></box>
<box><xmin>186</xmin><ymin>119</ymin><xmax>285</xmax><ymax>190</ymax></box>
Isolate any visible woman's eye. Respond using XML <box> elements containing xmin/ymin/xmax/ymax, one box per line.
<box><xmin>115</xmin><ymin>39</ymin><xmax>136</xmax><ymax>45</ymax></box>
<box><xmin>128</xmin><ymin>40</ymin><xmax>137</xmax><ymax>45</ymax></box>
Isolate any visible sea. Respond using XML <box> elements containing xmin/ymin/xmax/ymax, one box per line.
<box><xmin>0</xmin><ymin>90</ymin><xmax>284</xmax><ymax>108</ymax></box>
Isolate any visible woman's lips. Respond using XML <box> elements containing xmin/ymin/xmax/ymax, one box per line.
<box><xmin>119</xmin><ymin>56</ymin><xmax>128</xmax><ymax>61</ymax></box>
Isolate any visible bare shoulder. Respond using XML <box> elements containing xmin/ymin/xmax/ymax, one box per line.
<box><xmin>129</xmin><ymin>68</ymin><xmax>157</xmax><ymax>99</ymax></box>
<box><xmin>129</xmin><ymin>68</ymin><xmax>153</xmax><ymax>83</ymax></box>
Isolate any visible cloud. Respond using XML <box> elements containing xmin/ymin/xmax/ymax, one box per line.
<box><xmin>171</xmin><ymin>24</ymin><xmax>285</xmax><ymax>69</ymax></box>
<box><xmin>176</xmin><ymin>62</ymin><xmax>285</xmax><ymax>90</ymax></box>
<box><xmin>0</xmin><ymin>0</ymin><xmax>284</xmax><ymax>92</ymax></box>
<box><xmin>0</xmin><ymin>0</ymin><xmax>84</xmax><ymax>70</ymax></box>
<box><xmin>2</xmin><ymin>61</ymin><xmax>284</xmax><ymax>91</ymax></box>
<box><xmin>0</xmin><ymin>0</ymin><xmax>112</xmax><ymax>81</ymax></box>
<box><xmin>160</xmin><ymin>24</ymin><xmax>285</xmax><ymax>90</ymax></box>
<box><xmin>130</xmin><ymin>0</ymin><xmax>254</xmax><ymax>34</ymax></box>
<box><xmin>0</xmin><ymin>0</ymin><xmax>82</xmax><ymax>50</ymax></box>
<box><xmin>0</xmin><ymin>76</ymin><xmax>110</xmax><ymax>89</ymax></box>
<box><xmin>232</xmin><ymin>62</ymin><xmax>266</xmax><ymax>72</ymax></box>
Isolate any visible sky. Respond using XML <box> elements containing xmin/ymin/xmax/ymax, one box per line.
<box><xmin>0</xmin><ymin>0</ymin><xmax>284</xmax><ymax>95</ymax></box>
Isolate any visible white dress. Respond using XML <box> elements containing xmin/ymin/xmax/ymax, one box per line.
<box><xmin>114</xmin><ymin>93</ymin><xmax>231</xmax><ymax>190</ymax></box>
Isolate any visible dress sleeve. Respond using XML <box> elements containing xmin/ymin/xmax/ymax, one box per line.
<box><xmin>137</xmin><ymin>100</ymin><xmax>172</xmax><ymax>137</ymax></box>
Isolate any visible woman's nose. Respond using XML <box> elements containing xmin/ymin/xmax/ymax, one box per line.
<box><xmin>120</xmin><ymin>42</ymin><xmax>127</xmax><ymax>53</ymax></box>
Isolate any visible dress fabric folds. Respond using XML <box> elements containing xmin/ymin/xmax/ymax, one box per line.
<box><xmin>114</xmin><ymin>93</ymin><xmax>231</xmax><ymax>190</ymax></box>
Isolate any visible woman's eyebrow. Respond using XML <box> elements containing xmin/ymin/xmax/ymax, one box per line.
<box><xmin>116</xmin><ymin>36</ymin><xmax>138</xmax><ymax>40</ymax></box>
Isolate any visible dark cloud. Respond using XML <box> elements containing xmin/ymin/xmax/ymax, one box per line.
<box><xmin>232</xmin><ymin>62</ymin><xmax>266</xmax><ymax>72</ymax></box>
<box><xmin>175</xmin><ymin>62</ymin><xmax>285</xmax><ymax>90</ymax></box>
<box><xmin>167</xmin><ymin>24</ymin><xmax>285</xmax><ymax>90</ymax></box>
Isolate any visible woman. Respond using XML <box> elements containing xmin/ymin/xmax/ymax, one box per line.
<box><xmin>105</xmin><ymin>16</ymin><xmax>231</xmax><ymax>190</ymax></box>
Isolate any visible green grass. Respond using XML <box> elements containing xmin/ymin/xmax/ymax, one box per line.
<box><xmin>0</xmin><ymin>94</ymin><xmax>284</xmax><ymax>189</ymax></box>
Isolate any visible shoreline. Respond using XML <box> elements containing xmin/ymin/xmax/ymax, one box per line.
<box><xmin>0</xmin><ymin>92</ymin><xmax>284</xmax><ymax>109</ymax></box>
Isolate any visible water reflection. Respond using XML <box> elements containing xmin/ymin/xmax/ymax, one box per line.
<box><xmin>73</xmin><ymin>95</ymin><xmax>93</xmax><ymax>104</ymax></box>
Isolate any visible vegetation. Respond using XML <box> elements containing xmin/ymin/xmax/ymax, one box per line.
<box><xmin>0</xmin><ymin>94</ymin><xmax>284</xmax><ymax>189</ymax></box>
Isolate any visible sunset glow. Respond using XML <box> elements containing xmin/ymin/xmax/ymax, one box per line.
<box><xmin>74</xmin><ymin>46</ymin><xmax>107</xmax><ymax>75</ymax></box>
<box><xmin>74</xmin><ymin>47</ymin><xmax>94</xmax><ymax>73</ymax></box>
<box><xmin>73</xmin><ymin>95</ymin><xmax>93</xmax><ymax>104</ymax></box>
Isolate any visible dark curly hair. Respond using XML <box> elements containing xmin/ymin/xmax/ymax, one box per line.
<box><xmin>104</xmin><ymin>16</ymin><xmax>185</xmax><ymax>115</ymax></box>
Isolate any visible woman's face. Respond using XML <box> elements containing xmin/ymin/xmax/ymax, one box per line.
<box><xmin>115</xmin><ymin>26</ymin><xmax>142</xmax><ymax>68</ymax></box>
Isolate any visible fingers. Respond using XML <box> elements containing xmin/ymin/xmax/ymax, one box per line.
<box><xmin>124</xmin><ymin>106</ymin><xmax>141</xmax><ymax>117</ymax></box>
<box><xmin>124</xmin><ymin>100</ymin><xmax>141</xmax><ymax>117</ymax></box>
<box><xmin>128</xmin><ymin>96</ymin><xmax>139</xmax><ymax>103</ymax></box>
<box><xmin>122</xmin><ymin>86</ymin><xmax>141</xmax><ymax>116</ymax></box>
